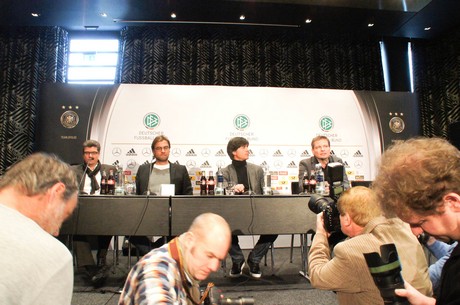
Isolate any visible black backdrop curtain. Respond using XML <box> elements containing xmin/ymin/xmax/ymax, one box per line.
<box><xmin>118</xmin><ymin>25</ymin><xmax>384</xmax><ymax>90</ymax></box>
<box><xmin>412</xmin><ymin>27</ymin><xmax>460</xmax><ymax>138</ymax></box>
<box><xmin>0</xmin><ymin>26</ymin><xmax>68</xmax><ymax>174</ymax></box>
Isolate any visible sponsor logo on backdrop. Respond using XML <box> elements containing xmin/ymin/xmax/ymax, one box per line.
<box><xmin>354</xmin><ymin>160</ymin><xmax>363</xmax><ymax>168</ymax></box>
<box><xmin>287</xmin><ymin>161</ymin><xmax>297</xmax><ymax>168</ymax></box>
<box><xmin>259</xmin><ymin>149</ymin><xmax>269</xmax><ymax>158</ymax></box>
<box><xmin>172</xmin><ymin>148</ymin><xmax>181</xmax><ymax>157</ymax></box>
<box><xmin>353</xmin><ymin>150</ymin><xmax>363</xmax><ymax>157</ymax></box>
<box><xmin>126</xmin><ymin>148</ymin><xmax>137</xmax><ymax>156</ymax></box>
<box><xmin>340</xmin><ymin>149</ymin><xmax>349</xmax><ymax>158</ymax></box>
<box><xmin>343</xmin><ymin>161</ymin><xmax>350</xmax><ymax>168</ymax></box>
<box><xmin>287</xmin><ymin>149</ymin><xmax>297</xmax><ymax>158</ymax></box>
<box><xmin>216</xmin><ymin>160</ymin><xmax>226</xmax><ymax>168</ymax></box>
<box><xmin>201</xmin><ymin>148</ymin><xmax>211</xmax><ymax>157</ymax></box>
<box><xmin>142</xmin><ymin>147</ymin><xmax>151</xmax><ymax>157</ymax></box>
<box><xmin>389</xmin><ymin>117</ymin><xmax>405</xmax><ymax>133</ymax></box>
<box><xmin>300</xmin><ymin>150</ymin><xmax>310</xmax><ymax>157</ymax></box>
<box><xmin>215</xmin><ymin>149</ymin><xmax>226</xmax><ymax>157</ymax></box>
<box><xmin>143</xmin><ymin>112</ymin><xmax>161</xmax><ymax>130</ymax></box>
<box><xmin>112</xmin><ymin>147</ymin><xmax>122</xmax><ymax>157</ymax></box>
<box><xmin>186</xmin><ymin>149</ymin><xmax>197</xmax><ymax>157</ymax></box>
<box><xmin>127</xmin><ymin>159</ymin><xmax>137</xmax><ymax>169</ymax></box>
<box><xmin>273</xmin><ymin>149</ymin><xmax>284</xmax><ymax>157</ymax></box>
<box><xmin>260</xmin><ymin>161</ymin><xmax>269</xmax><ymax>168</ymax></box>
<box><xmin>112</xmin><ymin>160</ymin><xmax>120</xmax><ymax>167</ymax></box>
<box><xmin>331</xmin><ymin>150</ymin><xmax>336</xmax><ymax>155</ymax></box>
<box><xmin>200</xmin><ymin>161</ymin><xmax>212</xmax><ymax>168</ymax></box>
<box><xmin>186</xmin><ymin>160</ymin><xmax>196</xmax><ymax>168</ymax></box>
<box><xmin>274</xmin><ymin>160</ymin><xmax>283</xmax><ymax>169</ymax></box>
<box><xmin>319</xmin><ymin>116</ymin><xmax>334</xmax><ymax>132</ymax></box>
<box><xmin>248</xmin><ymin>149</ymin><xmax>255</xmax><ymax>157</ymax></box>
<box><xmin>234</xmin><ymin>114</ymin><xmax>250</xmax><ymax>131</ymax></box>
<box><xmin>60</xmin><ymin>110</ymin><xmax>79</xmax><ymax>129</ymax></box>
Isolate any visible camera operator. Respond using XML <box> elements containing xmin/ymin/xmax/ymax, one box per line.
<box><xmin>308</xmin><ymin>186</ymin><xmax>432</xmax><ymax>305</ymax></box>
<box><xmin>119</xmin><ymin>213</ymin><xmax>231</xmax><ymax>305</ymax></box>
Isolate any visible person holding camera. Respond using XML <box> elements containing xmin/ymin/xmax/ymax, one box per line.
<box><xmin>118</xmin><ymin>213</ymin><xmax>231</xmax><ymax>305</ymax></box>
<box><xmin>372</xmin><ymin>137</ymin><xmax>460</xmax><ymax>305</ymax></box>
<box><xmin>308</xmin><ymin>186</ymin><xmax>432</xmax><ymax>305</ymax></box>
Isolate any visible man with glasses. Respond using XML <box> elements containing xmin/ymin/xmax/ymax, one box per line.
<box><xmin>71</xmin><ymin>139</ymin><xmax>117</xmax><ymax>287</ymax></box>
<box><xmin>129</xmin><ymin>135</ymin><xmax>193</xmax><ymax>255</ymax></box>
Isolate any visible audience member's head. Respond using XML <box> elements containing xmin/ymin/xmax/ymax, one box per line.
<box><xmin>373</xmin><ymin>137</ymin><xmax>460</xmax><ymax>242</ymax></box>
<box><xmin>179</xmin><ymin>213</ymin><xmax>231</xmax><ymax>281</ymax></box>
<box><xmin>0</xmin><ymin>152</ymin><xmax>79</xmax><ymax>235</ymax></box>
<box><xmin>337</xmin><ymin>186</ymin><xmax>382</xmax><ymax>237</ymax></box>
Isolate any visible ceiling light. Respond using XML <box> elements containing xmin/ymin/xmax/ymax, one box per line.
<box><xmin>368</xmin><ymin>23</ymin><xmax>374</xmax><ymax>27</ymax></box>
<box><xmin>424</xmin><ymin>26</ymin><xmax>431</xmax><ymax>31</ymax></box>
<box><xmin>84</xmin><ymin>26</ymin><xmax>99</xmax><ymax>30</ymax></box>
<box><xmin>305</xmin><ymin>19</ymin><xmax>312</xmax><ymax>24</ymax></box>
<box><xmin>240</xmin><ymin>15</ymin><xmax>245</xmax><ymax>21</ymax></box>
<box><xmin>31</xmin><ymin>13</ymin><xmax>40</xmax><ymax>17</ymax></box>
<box><xmin>100</xmin><ymin>12</ymin><xmax>108</xmax><ymax>18</ymax></box>
<box><xmin>171</xmin><ymin>12</ymin><xmax>177</xmax><ymax>19</ymax></box>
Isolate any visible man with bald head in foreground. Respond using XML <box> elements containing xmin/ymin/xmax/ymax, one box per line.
<box><xmin>119</xmin><ymin>213</ymin><xmax>231</xmax><ymax>305</ymax></box>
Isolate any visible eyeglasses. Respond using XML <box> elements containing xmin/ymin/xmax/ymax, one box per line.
<box><xmin>83</xmin><ymin>151</ymin><xmax>99</xmax><ymax>156</ymax></box>
<box><xmin>154</xmin><ymin>146</ymin><xmax>170</xmax><ymax>152</ymax></box>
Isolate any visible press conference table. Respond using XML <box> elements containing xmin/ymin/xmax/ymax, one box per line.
<box><xmin>61</xmin><ymin>194</ymin><xmax>316</xmax><ymax>275</ymax></box>
<box><xmin>61</xmin><ymin>194</ymin><xmax>316</xmax><ymax>236</ymax></box>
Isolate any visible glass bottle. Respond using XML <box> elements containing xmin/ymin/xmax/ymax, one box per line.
<box><xmin>200</xmin><ymin>171</ymin><xmax>207</xmax><ymax>195</ymax></box>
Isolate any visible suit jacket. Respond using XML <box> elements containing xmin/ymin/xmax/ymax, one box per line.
<box><xmin>298</xmin><ymin>155</ymin><xmax>350</xmax><ymax>189</ymax></box>
<box><xmin>72</xmin><ymin>163</ymin><xmax>116</xmax><ymax>193</ymax></box>
<box><xmin>221</xmin><ymin>162</ymin><xmax>264</xmax><ymax>195</ymax></box>
<box><xmin>308</xmin><ymin>216</ymin><xmax>432</xmax><ymax>305</ymax></box>
<box><xmin>135</xmin><ymin>161</ymin><xmax>193</xmax><ymax>195</ymax></box>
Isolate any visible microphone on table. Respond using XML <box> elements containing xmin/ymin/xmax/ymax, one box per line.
<box><xmin>78</xmin><ymin>162</ymin><xmax>90</xmax><ymax>194</ymax></box>
<box><xmin>144</xmin><ymin>158</ymin><xmax>155</xmax><ymax>196</ymax></box>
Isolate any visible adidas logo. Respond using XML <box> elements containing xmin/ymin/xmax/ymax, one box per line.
<box><xmin>260</xmin><ymin>161</ymin><xmax>269</xmax><ymax>167</ymax></box>
<box><xmin>215</xmin><ymin>149</ymin><xmax>227</xmax><ymax>157</ymax></box>
<box><xmin>126</xmin><ymin>148</ymin><xmax>137</xmax><ymax>156</ymax></box>
<box><xmin>112</xmin><ymin>160</ymin><xmax>120</xmax><ymax>167</ymax></box>
<box><xmin>353</xmin><ymin>150</ymin><xmax>364</xmax><ymax>157</ymax></box>
<box><xmin>273</xmin><ymin>149</ymin><xmax>283</xmax><ymax>157</ymax></box>
<box><xmin>331</xmin><ymin>150</ymin><xmax>336</xmax><ymax>156</ymax></box>
<box><xmin>300</xmin><ymin>150</ymin><xmax>310</xmax><ymax>157</ymax></box>
<box><xmin>343</xmin><ymin>161</ymin><xmax>350</xmax><ymax>168</ymax></box>
<box><xmin>143</xmin><ymin>160</ymin><xmax>150</xmax><ymax>165</ymax></box>
<box><xmin>248</xmin><ymin>149</ymin><xmax>255</xmax><ymax>157</ymax></box>
<box><xmin>287</xmin><ymin>161</ymin><xmax>297</xmax><ymax>168</ymax></box>
<box><xmin>186</xmin><ymin>149</ymin><xmax>197</xmax><ymax>157</ymax></box>
<box><xmin>200</xmin><ymin>161</ymin><xmax>212</xmax><ymax>168</ymax></box>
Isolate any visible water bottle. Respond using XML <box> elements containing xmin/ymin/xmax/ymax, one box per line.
<box><xmin>263</xmin><ymin>165</ymin><xmax>272</xmax><ymax>195</ymax></box>
<box><xmin>215</xmin><ymin>167</ymin><xmax>225</xmax><ymax>196</ymax></box>
<box><xmin>315</xmin><ymin>164</ymin><xmax>325</xmax><ymax>195</ymax></box>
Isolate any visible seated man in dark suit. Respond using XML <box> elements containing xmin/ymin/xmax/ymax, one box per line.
<box><xmin>129</xmin><ymin>135</ymin><xmax>193</xmax><ymax>255</ymax></box>
<box><xmin>71</xmin><ymin>139</ymin><xmax>117</xmax><ymax>287</ymax></box>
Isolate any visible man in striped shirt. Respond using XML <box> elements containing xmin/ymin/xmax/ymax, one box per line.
<box><xmin>119</xmin><ymin>213</ymin><xmax>231</xmax><ymax>305</ymax></box>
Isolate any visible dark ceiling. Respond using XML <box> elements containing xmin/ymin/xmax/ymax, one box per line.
<box><xmin>1</xmin><ymin>0</ymin><xmax>459</xmax><ymax>39</ymax></box>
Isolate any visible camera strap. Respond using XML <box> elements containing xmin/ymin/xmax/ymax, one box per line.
<box><xmin>168</xmin><ymin>237</ymin><xmax>215</xmax><ymax>305</ymax></box>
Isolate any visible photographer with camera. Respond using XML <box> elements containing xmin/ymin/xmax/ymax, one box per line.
<box><xmin>372</xmin><ymin>137</ymin><xmax>460</xmax><ymax>305</ymax></box>
<box><xmin>119</xmin><ymin>213</ymin><xmax>231</xmax><ymax>305</ymax></box>
<box><xmin>308</xmin><ymin>186</ymin><xmax>432</xmax><ymax>305</ymax></box>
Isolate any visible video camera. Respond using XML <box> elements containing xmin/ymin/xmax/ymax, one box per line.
<box><xmin>308</xmin><ymin>162</ymin><xmax>345</xmax><ymax>233</ymax></box>
<box><xmin>204</xmin><ymin>285</ymin><xmax>254</xmax><ymax>305</ymax></box>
